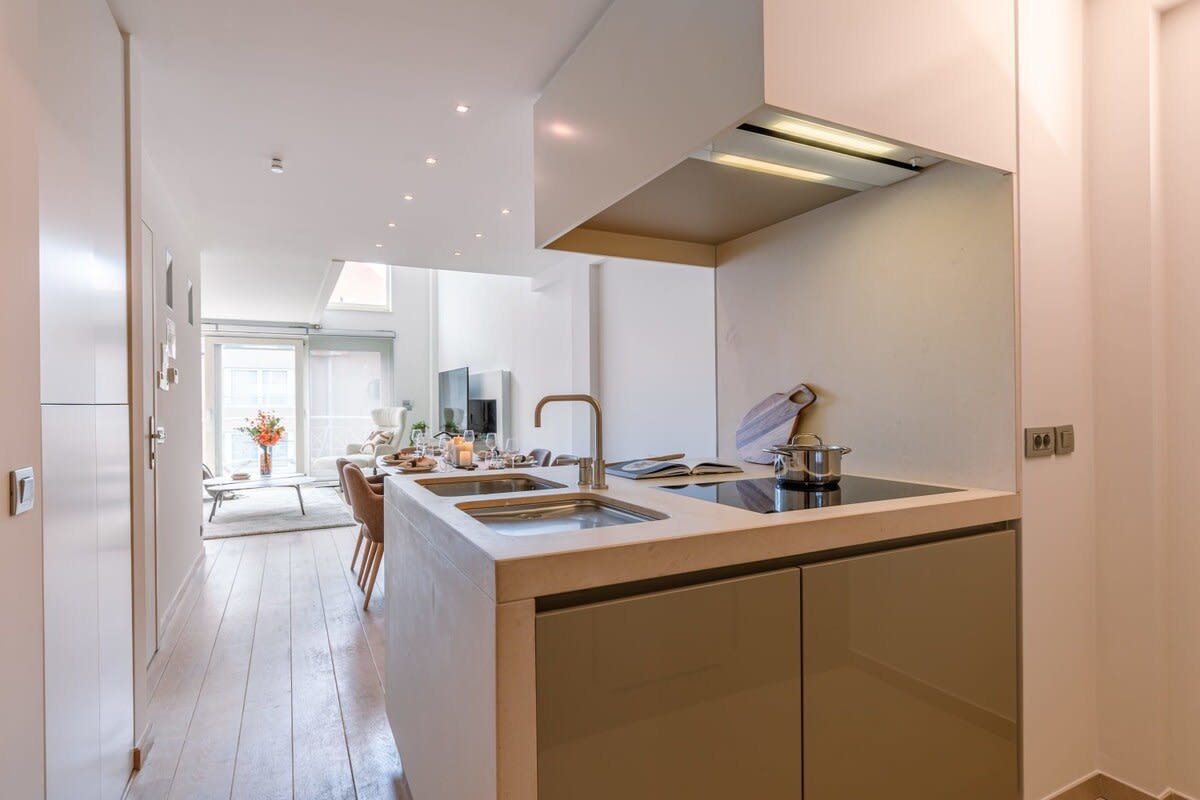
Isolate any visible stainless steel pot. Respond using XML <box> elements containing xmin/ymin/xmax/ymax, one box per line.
<box><xmin>765</xmin><ymin>433</ymin><xmax>853</xmax><ymax>486</ymax></box>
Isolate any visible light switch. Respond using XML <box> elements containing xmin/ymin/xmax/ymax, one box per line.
<box><xmin>10</xmin><ymin>467</ymin><xmax>35</xmax><ymax>516</ymax></box>
<box><xmin>1055</xmin><ymin>425</ymin><xmax>1075</xmax><ymax>455</ymax></box>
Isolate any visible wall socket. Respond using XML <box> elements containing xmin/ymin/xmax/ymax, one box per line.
<box><xmin>1024</xmin><ymin>427</ymin><xmax>1055</xmax><ymax>458</ymax></box>
<box><xmin>1025</xmin><ymin>425</ymin><xmax>1076</xmax><ymax>458</ymax></box>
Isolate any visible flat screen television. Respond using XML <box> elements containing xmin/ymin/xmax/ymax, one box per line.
<box><xmin>468</xmin><ymin>398</ymin><xmax>497</xmax><ymax>435</ymax></box>
<box><xmin>437</xmin><ymin>367</ymin><xmax>468</xmax><ymax>434</ymax></box>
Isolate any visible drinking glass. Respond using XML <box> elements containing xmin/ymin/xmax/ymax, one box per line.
<box><xmin>504</xmin><ymin>438</ymin><xmax>519</xmax><ymax>464</ymax></box>
<box><xmin>463</xmin><ymin>430</ymin><xmax>475</xmax><ymax>444</ymax></box>
<box><xmin>414</xmin><ymin>431</ymin><xmax>427</xmax><ymax>458</ymax></box>
<box><xmin>484</xmin><ymin>433</ymin><xmax>498</xmax><ymax>457</ymax></box>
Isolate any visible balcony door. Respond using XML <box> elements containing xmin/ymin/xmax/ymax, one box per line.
<box><xmin>206</xmin><ymin>337</ymin><xmax>307</xmax><ymax>476</ymax></box>
<box><xmin>307</xmin><ymin>335</ymin><xmax>393</xmax><ymax>472</ymax></box>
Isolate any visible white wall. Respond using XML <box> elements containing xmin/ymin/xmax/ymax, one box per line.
<box><xmin>1161</xmin><ymin>3</ymin><xmax>1200</xmax><ymax>796</ymax></box>
<box><xmin>202</xmin><ymin>250</ymin><xmax>340</xmax><ymax>324</ymax></box>
<box><xmin>437</xmin><ymin>260</ymin><xmax>719</xmax><ymax>466</ymax></box>
<box><xmin>1015</xmin><ymin>1</ymin><xmax>1101</xmax><ymax>797</ymax></box>
<box><xmin>1087</xmin><ymin>0</ymin><xmax>1171</xmax><ymax>793</ymax></box>
<box><xmin>320</xmin><ymin>264</ymin><xmax>433</xmax><ymax>428</ymax></box>
<box><xmin>715</xmin><ymin>161</ymin><xmax>1017</xmax><ymax>491</ymax></box>
<box><xmin>0</xmin><ymin>0</ymin><xmax>46</xmax><ymax>795</ymax></box>
<box><xmin>596</xmin><ymin>259</ymin><xmax>716</xmax><ymax>461</ymax></box>
<box><xmin>436</xmin><ymin>269</ymin><xmax>577</xmax><ymax>458</ymax></box>
<box><xmin>142</xmin><ymin>152</ymin><xmax>204</xmax><ymax>658</ymax></box>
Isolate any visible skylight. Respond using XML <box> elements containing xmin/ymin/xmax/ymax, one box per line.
<box><xmin>327</xmin><ymin>262</ymin><xmax>392</xmax><ymax>312</ymax></box>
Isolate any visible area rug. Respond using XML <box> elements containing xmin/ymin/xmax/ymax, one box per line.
<box><xmin>202</xmin><ymin>486</ymin><xmax>356</xmax><ymax>539</ymax></box>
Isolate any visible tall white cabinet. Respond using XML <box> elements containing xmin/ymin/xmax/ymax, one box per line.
<box><xmin>38</xmin><ymin>0</ymin><xmax>134</xmax><ymax>797</ymax></box>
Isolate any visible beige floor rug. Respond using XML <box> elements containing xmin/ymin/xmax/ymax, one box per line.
<box><xmin>202</xmin><ymin>486</ymin><xmax>355</xmax><ymax>539</ymax></box>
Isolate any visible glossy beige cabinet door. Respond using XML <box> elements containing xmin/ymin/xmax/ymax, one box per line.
<box><xmin>802</xmin><ymin>530</ymin><xmax>1018</xmax><ymax>800</ymax></box>
<box><xmin>42</xmin><ymin>405</ymin><xmax>134</xmax><ymax>800</ymax></box>
<box><xmin>536</xmin><ymin>569</ymin><xmax>802</xmax><ymax>799</ymax></box>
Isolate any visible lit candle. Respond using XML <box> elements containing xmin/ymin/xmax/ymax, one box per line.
<box><xmin>458</xmin><ymin>442</ymin><xmax>474</xmax><ymax>466</ymax></box>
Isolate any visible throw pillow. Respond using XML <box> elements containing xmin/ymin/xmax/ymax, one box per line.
<box><xmin>360</xmin><ymin>430</ymin><xmax>393</xmax><ymax>454</ymax></box>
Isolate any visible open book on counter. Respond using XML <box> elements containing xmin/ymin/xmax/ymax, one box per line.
<box><xmin>605</xmin><ymin>457</ymin><xmax>744</xmax><ymax>480</ymax></box>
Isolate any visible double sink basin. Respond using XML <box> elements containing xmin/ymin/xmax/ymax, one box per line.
<box><xmin>416</xmin><ymin>473</ymin><xmax>667</xmax><ymax>536</ymax></box>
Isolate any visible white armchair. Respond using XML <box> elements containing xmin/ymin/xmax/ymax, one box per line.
<box><xmin>312</xmin><ymin>407</ymin><xmax>409</xmax><ymax>477</ymax></box>
<box><xmin>346</xmin><ymin>407</ymin><xmax>408</xmax><ymax>459</ymax></box>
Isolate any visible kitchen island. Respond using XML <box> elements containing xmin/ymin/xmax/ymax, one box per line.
<box><xmin>384</xmin><ymin>464</ymin><xmax>1020</xmax><ymax>799</ymax></box>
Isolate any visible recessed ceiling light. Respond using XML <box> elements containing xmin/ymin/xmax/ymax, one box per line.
<box><xmin>474</xmin><ymin>232</ymin><xmax>483</xmax><ymax>239</ymax></box>
<box><xmin>375</xmin><ymin>243</ymin><xmax>383</xmax><ymax>248</ymax></box>
<box><xmin>403</xmin><ymin>194</ymin><xmax>414</xmax><ymax>201</ymax></box>
<box><xmin>501</xmin><ymin>208</ymin><xmax>511</xmax><ymax>215</ymax></box>
<box><xmin>387</xmin><ymin>222</ymin><xmax>396</xmax><ymax>228</ymax></box>
<box><xmin>270</xmin><ymin>157</ymin><xmax>284</xmax><ymax>174</ymax></box>
<box><xmin>455</xmin><ymin>104</ymin><xmax>470</xmax><ymax>113</ymax></box>
<box><xmin>453</xmin><ymin>250</ymin><xmax>462</xmax><ymax>257</ymax></box>
<box><xmin>425</xmin><ymin>157</ymin><xmax>438</xmax><ymax>165</ymax></box>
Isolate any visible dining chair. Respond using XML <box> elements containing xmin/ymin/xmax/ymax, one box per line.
<box><xmin>337</xmin><ymin>457</ymin><xmax>384</xmax><ymax>575</ymax></box>
<box><xmin>528</xmin><ymin>448</ymin><xmax>553</xmax><ymax>467</ymax></box>
<box><xmin>551</xmin><ymin>454</ymin><xmax>581</xmax><ymax>466</ymax></box>
<box><xmin>343</xmin><ymin>462</ymin><xmax>386</xmax><ymax>610</ymax></box>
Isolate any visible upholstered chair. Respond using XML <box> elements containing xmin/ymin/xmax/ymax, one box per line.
<box><xmin>342</xmin><ymin>462</ymin><xmax>386</xmax><ymax>610</ymax></box>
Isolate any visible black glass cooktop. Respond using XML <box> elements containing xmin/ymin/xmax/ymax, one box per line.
<box><xmin>658</xmin><ymin>475</ymin><xmax>961</xmax><ymax>514</ymax></box>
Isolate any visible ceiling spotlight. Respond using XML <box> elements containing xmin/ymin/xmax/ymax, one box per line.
<box><xmin>453</xmin><ymin>250</ymin><xmax>462</xmax><ymax>257</ymax></box>
<box><xmin>425</xmin><ymin>157</ymin><xmax>438</xmax><ymax>165</ymax></box>
<box><xmin>270</xmin><ymin>157</ymin><xmax>284</xmax><ymax>174</ymax></box>
<box><xmin>474</xmin><ymin>232</ymin><xmax>483</xmax><ymax>239</ymax></box>
<box><xmin>455</xmin><ymin>104</ymin><xmax>470</xmax><ymax>113</ymax></box>
<box><xmin>403</xmin><ymin>194</ymin><xmax>414</xmax><ymax>201</ymax></box>
<box><xmin>501</xmin><ymin>208</ymin><xmax>511</xmax><ymax>215</ymax></box>
<box><xmin>375</xmin><ymin>243</ymin><xmax>383</xmax><ymax>248</ymax></box>
<box><xmin>387</xmin><ymin>222</ymin><xmax>396</xmax><ymax>228</ymax></box>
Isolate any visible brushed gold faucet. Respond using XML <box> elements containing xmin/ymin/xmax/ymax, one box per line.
<box><xmin>533</xmin><ymin>394</ymin><xmax>607</xmax><ymax>490</ymax></box>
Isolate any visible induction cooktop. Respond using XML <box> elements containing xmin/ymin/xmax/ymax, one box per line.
<box><xmin>658</xmin><ymin>475</ymin><xmax>961</xmax><ymax>514</ymax></box>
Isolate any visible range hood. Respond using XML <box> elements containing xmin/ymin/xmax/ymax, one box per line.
<box><xmin>534</xmin><ymin>0</ymin><xmax>1013</xmax><ymax>267</ymax></box>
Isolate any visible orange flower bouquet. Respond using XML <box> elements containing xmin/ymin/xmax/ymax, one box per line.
<box><xmin>239</xmin><ymin>410</ymin><xmax>285</xmax><ymax>475</ymax></box>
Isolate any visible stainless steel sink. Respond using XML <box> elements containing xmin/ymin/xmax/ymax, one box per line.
<box><xmin>416</xmin><ymin>473</ymin><xmax>567</xmax><ymax>497</ymax></box>
<box><xmin>459</xmin><ymin>495</ymin><xmax>667</xmax><ymax>536</ymax></box>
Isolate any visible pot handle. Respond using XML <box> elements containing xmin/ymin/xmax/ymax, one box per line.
<box><xmin>839</xmin><ymin>446</ymin><xmax>853</xmax><ymax>456</ymax></box>
<box><xmin>789</xmin><ymin>432</ymin><xmax>825</xmax><ymax>446</ymax></box>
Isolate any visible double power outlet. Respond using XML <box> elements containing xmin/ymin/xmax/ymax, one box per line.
<box><xmin>1025</xmin><ymin>424</ymin><xmax>1074</xmax><ymax>459</ymax></box>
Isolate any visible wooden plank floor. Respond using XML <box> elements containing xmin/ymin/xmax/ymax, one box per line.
<box><xmin>127</xmin><ymin>527</ymin><xmax>411</xmax><ymax>800</ymax></box>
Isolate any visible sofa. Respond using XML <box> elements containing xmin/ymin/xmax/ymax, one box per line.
<box><xmin>311</xmin><ymin>407</ymin><xmax>408</xmax><ymax>477</ymax></box>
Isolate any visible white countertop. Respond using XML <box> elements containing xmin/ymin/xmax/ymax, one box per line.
<box><xmin>384</xmin><ymin>463</ymin><xmax>1020</xmax><ymax>603</ymax></box>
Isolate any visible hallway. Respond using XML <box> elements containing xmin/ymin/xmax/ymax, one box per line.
<box><xmin>126</xmin><ymin>528</ymin><xmax>409</xmax><ymax>800</ymax></box>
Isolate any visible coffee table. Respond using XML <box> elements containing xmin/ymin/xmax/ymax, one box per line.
<box><xmin>204</xmin><ymin>474</ymin><xmax>314</xmax><ymax>522</ymax></box>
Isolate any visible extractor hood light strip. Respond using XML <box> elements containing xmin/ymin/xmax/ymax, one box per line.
<box><xmin>710</xmin><ymin>152</ymin><xmax>834</xmax><ymax>183</ymax></box>
<box><xmin>769</xmin><ymin>119</ymin><xmax>896</xmax><ymax>157</ymax></box>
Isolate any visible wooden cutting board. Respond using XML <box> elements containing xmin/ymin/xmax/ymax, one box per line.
<box><xmin>734</xmin><ymin>384</ymin><xmax>816</xmax><ymax>464</ymax></box>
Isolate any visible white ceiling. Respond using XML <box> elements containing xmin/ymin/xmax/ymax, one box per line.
<box><xmin>108</xmin><ymin>0</ymin><xmax>611</xmax><ymax>320</ymax></box>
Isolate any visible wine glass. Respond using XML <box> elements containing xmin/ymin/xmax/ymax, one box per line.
<box><xmin>463</xmin><ymin>429</ymin><xmax>475</xmax><ymax>444</ymax></box>
<box><xmin>484</xmin><ymin>432</ymin><xmax>498</xmax><ymax>457</ymax></box>
<box><xmin>504</xmin><ymin>438</ymin><xmax>519</xmax><ymax>464</ymax></box>
<box><xmin>413</xmin><ymin>430</ymin><xmax>427</xmax><ymax>458</ymax></box>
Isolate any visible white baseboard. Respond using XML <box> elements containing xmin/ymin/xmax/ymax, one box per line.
<box><xmin>155</xmin><ymin>548</ymin><xmax>205</xmax><ymax>643</ymax></box>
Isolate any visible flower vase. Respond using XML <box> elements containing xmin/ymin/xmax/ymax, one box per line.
<box><xmin>259</xmin><ymin>445</ymin><xmax>273</xmax><ymax>476</ymax></box>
